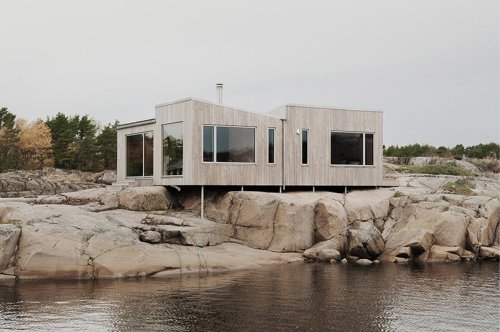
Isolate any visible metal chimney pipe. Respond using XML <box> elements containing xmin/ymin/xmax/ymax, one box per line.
<box><xmin>216</xmin><ymin>83</ymin><xmax>223</xmax><ymax>104</ymax></box>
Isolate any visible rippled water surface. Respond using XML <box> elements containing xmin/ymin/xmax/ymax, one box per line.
<box><xmin>0</xmin><ymin>262</ymin><xmax>499</xmax><ymax>331</ymax></box>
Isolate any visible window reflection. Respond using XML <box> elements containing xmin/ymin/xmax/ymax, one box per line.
<box><xmin>163</xmin><ymin>122</ymin><xmax>183</xmax><ymax>176</ymax></box>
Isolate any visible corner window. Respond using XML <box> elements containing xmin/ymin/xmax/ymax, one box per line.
<box><xmin>268</xmin><ymin>128</ymin><xmax>275</xmax><ymax>164</ymax></box>
<box><xmin>126</xmin><ymin>132</ymin><xmax>153</xmax><ymax>177</ymax></box>
<box><xmin>330</xmin><ymin>132</ymin><xmax>374</xmax><ymax>166</ymax></box>
<box><xmin>202</xmin><ymin>125</ymin><xmax>255</xmax><ymax>163</ymax></box>
<box><xmin>162</xmin><ymin>122</ymin><xmax>183</xmax><ymax>176</ymax></box>
<box><xmin>301</xmin><ymin>129</ymin><xmax>308</xmax><ymax>165</ymax></box>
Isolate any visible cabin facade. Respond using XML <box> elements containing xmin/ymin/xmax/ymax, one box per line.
<box><xmin>116</xmin><ymin>97</ymin><xmax>383</xmax><ymax>190</ymax></box>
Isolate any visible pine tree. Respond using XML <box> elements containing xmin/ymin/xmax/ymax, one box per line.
<box><xmin>97</xmin><ymin>121</ymin><xmax>118</xmax><ymax>170</ymax></box>
<box><xmin>0</xmin><ymin>107</ymin><xmax>20</xmax><ymax>171</ymax></box>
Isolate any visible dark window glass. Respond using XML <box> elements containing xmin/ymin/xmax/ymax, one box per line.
<box><xmin>162</xmin><ymin>122</ymin><xmax>183</xmax><ymax>176</ymax></box>
<box><xmin>268</xmin><ymin>128</ymin><xmax>275</xmax><ymax>163</ymax></box>
<box><xmin>126</xmin><ymin>134</ymin><xmax>144</xmax><ymax>176</ymax></box>
<box><xmin>301</xmin><ymin>130</ymin><xmax>308</xmax><ymax>165</ymax></box>
<box><xmin>331</xmin><ymin>132</ymin><xmax>363</xmax><ymax>165</ymax></box>
<box><xmin>365</xmin><ymin>133</ymin><xmax>374</xmax><ymax>165</ymax></box>
<box><xmin>216</xmin><ymin>126</ymin><xmax>255</xmax><ymax>163</ymax></box>
<box><xmin>203</xmin><ymin>126</ymin><xmax>214</xmax><ymax>162</ymax></box>
<box><xmin>144</xmin><ymin>132</ymin><xmax>154</xmax><ymax>176</ymax></box>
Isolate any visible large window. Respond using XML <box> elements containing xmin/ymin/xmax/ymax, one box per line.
<box><xmin>330</xmin><ymin>132</ymin><xmax>374</xmax><ymax>166</ymax></box>
<box><xmin>301</xmin><ymin>129</ymin><xmax>308</xmax><ymax>165</ymax></box>
<box><xmin>162</xmin><ymin>122</ymin><xmax>183</xmax><ymax>176</ymax></box>
<box><xmin>126</xmin><ymin>132</ymin><xmax>153</xmax><ymax>177</ymax></box>
<box><xmin>268</xmin><ymin>128</ymin><xmax>275</xmax><ymax>164</ymax></box>
<box><xmin>203</xmin><ymin>125</ymin><xmax>255</xmax><ymax>163</ymax></box>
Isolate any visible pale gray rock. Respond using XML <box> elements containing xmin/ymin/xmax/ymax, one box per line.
<box><xmin>139</xmin><ymin>231</ymin><xmax>162</xmax><ymax>244</ymax></box>
<box><xmin>348</xmin><ymin>221</ymin><xmax>385</xmax><ymax>259</ymax></box>
<box><xmin>314</xmin><ymin>199</ymin><xmax>348</xmax><ymax>246</ymax></box>
<box><xmin>0</xmin><ymin>224</ymin><xmax>21</xmax><ymax>272</ymax></box>
<box><xmin>2</xmin><ymin>201</ymin><xmax>302</xmax><ymax>279</ymax></box>
<box><xmin>427</xmin><ymin>245</ymin><xmax>463</xmax><ymax>263</ymax></box>
<box><xmin>433</xmin><ymin>211</ymin><xmax>468</xmax><ymax>247</ymax></box>
<box><xmin>302</xmin><ymin>238</ymin><xmax>346</xmax><ymax>260</ymax></box>
<box><xmin>118</xmin><ymin>186</ymin><xmax>171</xmax><ymax>211</ymax></box>
<box><xmin>317</xmin><ymin>248</ymin><xmax>341</xmax><ymax>262</ymax></box>
<box><xmin>356</xmin><ymin>259</ymin><xmax>373</xmax><ymax>266</ymax></box>
<box><xmin>344</xmin><ymin>189</ymin><xmax>395</xmax><ymax>222</ymax></box>
<box><xmin>479</xmin><ymin>246</ymin><xmax>500</xmax><ymax>259</ymax></box>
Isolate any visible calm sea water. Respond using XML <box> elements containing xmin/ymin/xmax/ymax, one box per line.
<box><xmin>0</xmin><ymin>262</ymin><xmax>498</xmax><ymax>331</ymax></box>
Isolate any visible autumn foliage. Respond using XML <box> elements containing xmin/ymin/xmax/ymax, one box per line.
<box><xmin>0</xmin><ymin>107</ymin><xmax>117</xmax><ymax>172</ymax></box>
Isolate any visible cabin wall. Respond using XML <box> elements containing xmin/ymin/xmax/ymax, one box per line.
<box><xmin>283</xmin><ymin>106</ymin><xmax>383</xmax><ymax>186</ymax></box>
<box><xmin>154</xmin><ymin>100</ymin><xmax>193</xmax><ymax>186</ymax></box>
<box><xmin>116</xmin><ymin>123</ymin><xmax>155</xmax><ymax>182</ymax></box>
<box><xmin>187</xmin><ymin>100</ymin><xmax>283</xmax><ymax>186</ymax></box>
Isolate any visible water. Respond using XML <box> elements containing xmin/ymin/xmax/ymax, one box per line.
<box><xmin>0</xmin><ymin>262</ymin><xmax>498</xmax><ymax>331</ymax></box>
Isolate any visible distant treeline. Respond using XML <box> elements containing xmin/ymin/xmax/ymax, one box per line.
<box><xmin>0</xmin><ymin>107</ymin><xmax>117</xmax><ymax>172</ymax></box>
<box><xmin>384</xmin><ymin>143</ymin><xmax>499</xmax><ymax>160</ymax></box>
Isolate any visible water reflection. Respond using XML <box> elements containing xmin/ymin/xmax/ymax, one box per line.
<box><xmin>0</xmin><ymin>262</ymin><xmax>498</xmax><ymax>331</ymax></box>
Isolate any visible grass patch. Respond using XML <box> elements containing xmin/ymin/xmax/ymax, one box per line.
<box><xmin>403</xmin><ymin>165</ymin><xmax>474</xmax><ymax>176</ymax></box>
<box><xmin>442</xmin><ymin>180</ymin><xmax>475</xmax><ymax>196</ymax></box>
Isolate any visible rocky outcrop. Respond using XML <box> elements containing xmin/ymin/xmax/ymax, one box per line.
<box><xmin>118</xmin><ymin>187</ymin><xmax>171</xmax><ymax>211</ymax></box>
<box><xmin>0</xmin><ymin>224</ymin><xmax>21</xmax><ymax>272</ymax></box>
<box><xmin>36</xmin><ymin>186</ymin><xmax>172</xmax><ymax>212</ymax></box>
<box><xmin>347</xmin><ymin>221</ymin><xmax>385</xmax><ymax>259</ymax></box>
<box><xmin>0</xmin><ymin>168</ymin><xmax>116</xmax><ymax>198</ymax></box>
<box><xmin>0</xmin><ymin>202</ymin><xmax>301</xmax><ymax>279</ymax></box>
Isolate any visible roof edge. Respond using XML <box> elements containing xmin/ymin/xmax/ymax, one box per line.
<box><xmin>284</xmin><ymin>103</ymin><xmax>383</xmax><ymax>113</ymax></box>
<box><xmin>117</xmin><ymin>118</ymin><xmax>156</xmax><ymax>130</ymax></box>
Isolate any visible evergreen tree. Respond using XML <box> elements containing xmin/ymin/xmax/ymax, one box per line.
<box><xmin>0</xmin><ymin>107</ymin><xmax>20</xmax><ymax>171</ymax></box>
<box><xmin>46</xmin><ymin>113</ymin><xmax>79</xmax><ymax>169</ymax></box>
<box><xmin>97</xmin><ymin>121</ymin><xmax>118</xmax><ymax>170</ymax></box>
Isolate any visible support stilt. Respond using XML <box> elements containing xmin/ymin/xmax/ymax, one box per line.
<box><xmin>344</xmin><ymin>186</ymin><xmax>347</xmax><ymax>195</ymax></box>
<box><xmin>312</xmin><ymin>186</ymin><xmax>315</xmax><ymax>192</ymax></box>
<box><xmin>241</xmin><ymin>186</ymin><xmax>244</xmax><ymax>191</ymax></box>
<box><xmin>279</xmin><ymin>186</ymin><xmax>282</xmax><ymax>193</ymax></box>
<box><xmin>201</xmin><ymin>185</ymin><xmax>204</xmax><ymax>220</ymax></box>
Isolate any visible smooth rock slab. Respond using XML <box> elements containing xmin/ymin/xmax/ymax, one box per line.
<box><xmin>0</xmin><ymin>224</ymin><xmax>21</xmax><ymax>272</ymax></box>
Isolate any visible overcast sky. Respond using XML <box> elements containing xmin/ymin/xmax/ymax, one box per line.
<box><xmin>0</xmin><ymin>0</ymin><xmax>498</xmax><ymax>146</ymax></box>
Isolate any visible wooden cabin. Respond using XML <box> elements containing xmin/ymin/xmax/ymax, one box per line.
<box><xmin>116</xmin><ymin>95</ymin><xmax>384</xmax><ymax>191</ymax></box>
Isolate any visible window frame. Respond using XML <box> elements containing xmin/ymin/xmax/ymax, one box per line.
<box><xmin>267</xmin><ymin>127</ymin><xmax>276</xmax><ymax>164</ymax></box>
<box><xmin>329</xmin><ymin>130</ymin><xmax>375</xmax><ymax>167</ymax></box>
<box><xmin>125</xmin><ymin>131</ymin><xmax>154</xmax><ymax>178</ymax></box>
<box><xmin>161</xmin><ymin>121</ymin><xmax>184</xmax><ymax>178</ymax></box>
<box><xmin>201</xmin><ymin>125</ymin><xmax>257</xmax><ymax>165</ymax></box>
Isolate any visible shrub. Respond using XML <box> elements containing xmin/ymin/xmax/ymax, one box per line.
<box><xmin>442</xmin><ymin>179</ymin><xmax>475</xmax><ymax>196</ymax></box>
<box><xmin>403</xmin><ymin>165</ymin><xmax>474</xmax><ymax>176</ymax></box>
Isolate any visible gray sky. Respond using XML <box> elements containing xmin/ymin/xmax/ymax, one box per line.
<box><xmin>0</xmin><ymin>0</ymin><xmax>498</xmax><ymax>146</ymax></box>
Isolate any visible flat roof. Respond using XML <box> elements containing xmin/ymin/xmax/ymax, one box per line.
<box><xmin>116</xmin><ymin>118</ymin><xmax>155</xmax><ymax>130</ymax></box>
<box><xmin>117</xmin><ymin>98</ymin><xmax>382</xmax><ymax>130</ymax></box>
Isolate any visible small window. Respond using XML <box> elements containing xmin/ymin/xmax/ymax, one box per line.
<box><xmin>268</xmin><ymin>128</ymin><xmax>275</xmax><ymax>164</ymax></box>
<box><xmin>203</xmin><ymin>126</ymin><xmax>214</xmax><ymax>162</ymax></box>
<box><xmin>365</xmin><ymin>133</ymin><xmax>374</xmax><ymax>165</ymax></box>
<box><xmin>301</xmin><ymin>129</ymin><xmax>308</xmax><ymax>165</ymax></box>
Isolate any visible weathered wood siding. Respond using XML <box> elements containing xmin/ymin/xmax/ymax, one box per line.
<box><xmin>154</xmin><ymin>99</ymin><xmax>193</xmax><ymax>186</ymax></box>
<box><xmin>118</xmin><ymin>99</ymin><xmax>384</xmax><ymax>187</ymax></box>
<box><xmin>155</xmin><ymin>99</ymin><xmax>283</xmax><ymax>186</ymax></box>
<box><xmin>116</xmin><ymin>123</ymin><xmax>155</xmax><ymax>182</ymax></box>
<box><xmin>283</xmin><ymin>105</ymin><xmax>383</xmax><ymax>186</ymax></box>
